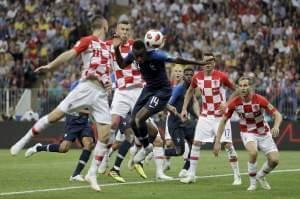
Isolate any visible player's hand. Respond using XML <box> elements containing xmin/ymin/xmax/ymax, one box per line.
<box><xmin>271</xmin><ymin>127</ymin><xmax>280</xmax><ymax>137</ymax></box>
<box><xmin>213</xmin><ymin>142</ymin><xmax>221</xmax><ymax>157</ymax></box>
<box><xmin>112</xmin><ymin>35</ymin><xmax>122</xmax><ymax>47</ymax></box>
<box><xmin>219</xmin><ymin>103</ymin><xmax>227</xmax><ymax>114</ymax></box>
<box><xmin>181</xmin><ymin>109</ymin><xmax>188</xmax><ymax>122</ymax></box>
<box><xmin>34</xmin><ymin>65</ymin><xmax>51</xmax><ymax>73</ymax></box>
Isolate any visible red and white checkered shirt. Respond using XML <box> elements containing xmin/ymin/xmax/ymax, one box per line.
<box><xmin>106</xmin><ymin>39</ymin><xmax>143</xmax><ymax>89</ymax></box>
<box><xmin>191</xmin><ymin>70</ymin><xmax>235</xmax><ymax>117</ymax></box>
<box><xmin>73</xmin><ymin>35</ymin><xmax>110</xmax><ymax>84</ymax></box>
<box><xmin>224</xmin><ymin>94</ymin><xmax>277</xmax><ymax>135</ymax></box>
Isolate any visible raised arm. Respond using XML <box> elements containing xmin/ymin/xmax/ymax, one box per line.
<box><xmin>35</xmin><ymin>49</ymin><xmax>77</xmax><ymax>73</ymax></box>
<box><xmin>172</xmin><ymin>57</ymin><xmax>206</xmax><ymax>66</ymax></box>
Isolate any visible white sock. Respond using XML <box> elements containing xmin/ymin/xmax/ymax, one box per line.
<box><xmin>225</xmin><ymin>145</ymin><xmax>240</xmax><ymax>177</ymax></box>
<box><xmin>32</xmin><ymin>115</ymin><xmax>50</xmax><ymax>135</ymax></box>
<box><xmin>257</xmin><ymin>161</ymin><xmax>272</xmax><ymax>178</ymax></box>
<box><xmin>248</xmin><ymin>161</ymin><xmax>257</xmax><ymax>185</ymax></box>
<box><xmin>129</xmin><ymin>145</ymin><xmax>138</xmax><ymax>156</ymax></box>
<box><xmin>88</xmin><ymin>141</ymin><xmax>107</xmax><ymax>176</ymax></box>
<box><xmin>188</xmin><ymin>145</ymin><xmax>200</xmax><ymax>177</ymax></box>
<box><xmin>153</xmin><ymin>146</ymin><xmax>165</xmax><ymax>176</ymax></box>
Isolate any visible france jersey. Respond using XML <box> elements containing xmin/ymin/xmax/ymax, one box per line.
<box><xmin>125</xmin><ymin>49</ymin><xmax>175</xmax><ymax>90</ymax></box>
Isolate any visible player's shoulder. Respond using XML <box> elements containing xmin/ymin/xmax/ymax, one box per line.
<box><xmin>253</xmin><ymin>93</ymin><xmax>268</xmax><ymax>103</ymax></box>
<box><xmin>213</xmin><ymin>69</ymin><xmax>228</xmax><ymax>77</ymax></box>
<box><xmin>229</xmin><ymin>95</ymin><xmax>242</xmax><ymax>106</ymax></box>
<box><xmin>193</xmin><ymin>70</ymin><xmax>204</xmax><ymax>79</ymax></box>
<box><xmin>81</xmin><ymin>35</ymin><xmax>99</xmax><ymax>42</ymax></box>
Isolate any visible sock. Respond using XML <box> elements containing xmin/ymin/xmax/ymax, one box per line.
<box><xmin>32</xmin><ymin>115</ymin><xmax>50</xmax><ymax>136</ymax></box>
<box><xmin>182</xmin><ymin>141</ymin><xmax>190</xmax><ymax>160</ymax></box>
<box><xmin>153</xmin><ymin>146</ymin><xmax>165</xmax><ymax>176</ymax></box>
<box><xmin>113</xmin><ymin>140</ymin><xmax>132</xmax><ymax>170</ymax></box>
<box><xmin>136</xmin><ymin>120</ymin><xmax>149</xmax><ymax>148</ymax></box>
<box><xmin>37</xmin><ymin>144</ymin><xmax>60</xmax><ymax>152</ymax></box>
<box><xmin>248</xmin><ymin>161</ymin><xmax>257</xmax><ymax>185</ymax></box>
<box><xmin>257</xmin><ymin>161</ymin><xmax>273</xmax><ymax>178</ymax></box>
<box><xmin>87</xmin><ymin>141</ymin><xmax>107</xmax><ymax>176</ymax></box>
<box><xmin>225</xmin><ymin>145</ymin><xmax>240</xmax><ymax>177</ymax></box>
<box><xmin>183</xmin><ymin>158</ymin><xmax>190</xmax><ymax>170</ymax></box>
<box><xmin>72</xmin><ymin>149</ymin><xmax>91</xmax><ymax>177</ymax></box>
<box><xmin>188</xmin><ymin>145</ymin><xmax>201</xmax><ymax>177</ymax></box>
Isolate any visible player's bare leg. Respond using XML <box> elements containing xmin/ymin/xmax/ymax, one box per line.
<box><xmin>10</xmin><ymin>108</ymin><xmax>65</xmax><ymax>155</ymax></box>
<box><xmin>245</xmin><ymin>141</ymin><xmax>258</xmax><ymax>191</ymax></box>
<box><xmin>224</xmin><ymin>142</ymin><xmax>242</xmax><ymax>185</ymax></box>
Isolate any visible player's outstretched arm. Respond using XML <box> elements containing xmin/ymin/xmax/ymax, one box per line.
<box><xmin>172</xmin><ymin>57</ymin><xmax>207</xmax><ymax>66</ymax></box>
<box><xmin>34</xmin><ymin>49</ymin><xmax>77</xmax><ymax>73</ymax></box>
<box><xmin>181</xmin><ymin>84</ymin><xmax>194</xmax><ymax>121</ymax></box>
<box><xmin>213</xmin><ymin>116</ymin><xmax>228</xmax><ymax>157</ymax></box>
<box><xmin>271</xmin><ymin>110</ymin><xmax>282</xmax><ymax>137</ymax></box>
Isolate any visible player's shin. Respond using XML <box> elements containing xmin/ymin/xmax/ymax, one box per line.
<box><xmin>248</xmin><ymin>161</ymin><xmax>257</xmax><ymax>186</ymax></box>
<box><xmin>188</xmin><ymin>144</ymin><xmax>200</xmax><ymax>177</ymax></box>
<box><xmin>225</xmin><ymin>144</ymin><xmax>241</xmax><ymax>184</ymax></box>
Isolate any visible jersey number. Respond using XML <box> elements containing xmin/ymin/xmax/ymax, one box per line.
<box><xmin>224</xmin><ymin>129</ymin><xmax>231</xmax><ymax>137</ymax></box>
<box><xmin>149</xmin><ymin>96</ymin><xmax>159</xmax><ymax>108</ymax></box>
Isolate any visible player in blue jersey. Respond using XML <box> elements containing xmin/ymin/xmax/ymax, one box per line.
<box><xmin>113</xmin><ymin>39</ymin><xmax>206</xmax><ymax>162</ymax></box>
<box><xmin>25</xmin><ymin>80</ymin><xmax>95</xmax><ymax>182</ymax></box>
<box><xmin>165</xmin><ymin>66</ymin><xmax>199</xmax><ymax>177</ymax></box>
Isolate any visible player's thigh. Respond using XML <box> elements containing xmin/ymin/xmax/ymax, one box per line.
<box><xmin>111</xmin><ymin>90</ymin><xmax>131</xmax><ymax>118</ymax></box>
<box><xmin>193</xmin><ymin>117</ymin><xmax>214</xmax><ymax>142</ymax></box>
<box><xmin>131</xmin><ymin>88</ymin><xmax>152</xmax><ymax>117</ymax></box>
<box><xmin>258</xmin><ymin>133</ymin><xmax>278</xmax><ymax>156</ymax></box>
<box><xmin>145</xmin><ymin>88</ymin><xmax>171</xmax><ymax>115</ymax></box>
<box><xmin>184</xmin><ymin>126</ymin><xmax>195</xmax><ymax>144</ymax></box>
<box><xmin>170</xmin><ymin>127</ymin><xmax>185</xmax><ymax>147</ymax></box>
<box><xmin>57</xmin><ymin>82</ymin><xmax>93</xmax><ymax>114</ymax></box>
<box><xmin>241</xmin><ymin>133</ymin><xmax>258</xmax><ymax>156</ymax></box>
<box><xmin>218</xmin><ymin>120</ymin><xmax>233</xmax><ymax>143</ymax></box>
<box><xmin>91</xmin><ymin>92</ymin><xmax>111</xmax><ymax>125</ymax></box>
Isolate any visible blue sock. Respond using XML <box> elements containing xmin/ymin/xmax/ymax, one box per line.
<box><xmin>37</xmin><ymin>144</ymin><xmax>60</xmax><ymax>152</ymax></box>
<box><xmin>72</xmin><ymin>149</ymin><xmax>91</xmax><ymax>177</ymax></box>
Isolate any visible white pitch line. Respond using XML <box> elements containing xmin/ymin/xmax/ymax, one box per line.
<box><xmin>1</xmin><ymin>168</ymin><xmax>299</xmax><ymax>196</ymax></box>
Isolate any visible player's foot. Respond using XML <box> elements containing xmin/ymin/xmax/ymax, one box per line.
<box><xmin>10</xmin><ymin>140</ymin><xmax>27</xmax><ymax>156</ymax></box>
<box><xmin>133</xmin><ymin>163</ymin><xmax>147</xmax><ymax>179</ymax></box>
<box><xmin>180</xmin><ymin>175</ymin><xmax>196</xmax><ymax>184</ymax></box>
<box><xmin>144</xmin><ymin>151</ymin><xmax>153</xmax><ymax>164</ymax></box>
<box><xmin>178</xmin><ymin>169</ymin><xmax>188</xmax><ymax>178</ymax></box>
<box><xmin>232</xmin><ymin>175</ymin><xmax>242</xmax><ymax>185</ymax></box>
<box><xmin>247</xmin><ymin>184</ymin><xmax>257</xmax><ymax>191</ymax></box>
<box><xmin>257</xmin><ymin>176</ymin><xmax>271</xmax><ymax>190</ymax></box>
<box><xmin>69</xmin><ymin>175</ymin><xmax>85</xmax><ymax>182</ymax></box>
<box><xmin>98</xmin><ymin>155</ymin><xmax>109</xmax><ymax>174</ymax></box>
<box><xmin>85</xmin><ymin>174</ymin><xmax>101</xmax><ymax>192</ymax></box>
<box><xmin>163</xmin><ymin>159</ymin><xmax>171</xmax><ymax>172</ymax></box>
<box><xmin>156</xmin><ymin>173</ymin><xmax>174</xmax><ymax>181</ymax></box>
<box><xmin>133</xmin><ymin>144</ymin><xmax>153</xmax><ymax>163</ymax></box>
<box><xmin>109</xmin><ymin>169</ymin><xmax>126</xmax><ymax>183</ymax></box>
<box><xmin>25</xmin><ymin>143</ymin><xmax>42</xmax><ymax>158</ymax></box>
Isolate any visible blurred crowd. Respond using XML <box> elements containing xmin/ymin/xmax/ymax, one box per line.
<box><xmin>0</xmin><ymin>0</ymin><xmax>299</xmax><ymax>120</ymax></box>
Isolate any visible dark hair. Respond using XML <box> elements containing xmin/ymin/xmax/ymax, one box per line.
<box><xmin>90</xmin><ymin>15</ymin><xmax>106</xmax><ymax>30</ymax></box>
<box><xmin>183</xmin><ymin>66</ymin><xmax>194</xmax><ymax>73</ymax></box>
<box><xmin>133</xmin><ymin>40</ymin><xmax>146</xmax><ymax>50</ymax></box>
<box><xmin>238</xmin><ymin>76</ymin><xmax>253</xmax><ymax>85</ymax></box>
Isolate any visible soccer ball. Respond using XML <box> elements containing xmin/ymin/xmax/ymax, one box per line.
<box><xmin>144</xmin><ymin>30</ymin><xmax>165</xmax><ymax>49</ymax></box>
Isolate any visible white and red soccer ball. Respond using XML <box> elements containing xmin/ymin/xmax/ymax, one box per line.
<box><xmin>144</xmin><ymin>30</ymin><xmax>165</xmax><ymax>49</ymax></box>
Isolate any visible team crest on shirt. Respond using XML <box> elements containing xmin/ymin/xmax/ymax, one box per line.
<box><xmin>253</xmin><ymin>104</ymin><xmax>259</xmax><ymax>111</ymax></box>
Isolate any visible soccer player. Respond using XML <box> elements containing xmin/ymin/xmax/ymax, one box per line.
<box><xmin>10</xmin><ymin>16</ymin><xmax>111</xmax><ymax>191</ymax></box>
<box><xmin>101</xmin><ymin>20</ymin><xmax>146</xmax><ymax>182</ymax></box>
<box><xmin>25</xmin><ymin>80</ymin><xmax>95</xmax><ymax>182</ymax></box>
<box><xmin>113</xmin><ymin>38</ymin><xmax>205</xmax><ymax>165</ymax></box>
<box><xmin>165</xmin><ymin>66</ymin><xmax>198</xmax><ymax>178</ymax></box>
<box><xmin>180</xmin><ymin>53</ymin><xmax>241</xmax><ymax>185</ymax></box>
<box><xmin>213</xmin><ymin>76</ymin><xmax>282</xmax><ymax>191</ymax></box>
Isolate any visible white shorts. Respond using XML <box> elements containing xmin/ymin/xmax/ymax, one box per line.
<box><xmin>57</xmin><ymin>80</ymin><xmax>111</xmax><ymax>124</ymax></box>
<box><xmin>241</xmin><ymin>132</ymin><xmax>278</xmax><ymax>155</ymax></box>
<box><xmin>194</xmin><ymin>116</ymin><xmax>232</xmax><ymax>143</ymax></box>
<box><xmin>111</xmin><ymin>87</ymin><xmax>143</xmax><ymax>118</ymax></box>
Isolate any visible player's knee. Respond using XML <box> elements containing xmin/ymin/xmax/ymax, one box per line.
<box><xmin>84</xmin><ymin>141</ymin><xmax>94</xmax><ymax>151</ymax></box>
<box><xmin>269</xmin><ymin>156</ymin><xmax>279</xmax><ymax>167</ymax></box>
<box><xmin>59</xmin><ymin>145</ymin><xmax>69</xmax><ymax>153</ymax></box>
<box><xmin>165</xmin><ymin>139</ymin><xmax>174</xmax><ymax>148</ymax></box>
<box><xmin>193</xmin><ymin>140</ymin><xmax>201</xmax><ymax>146</ymax></box>
<box><xmin>153</xmin><ymin>136</ymin><xmax>163</xmax><ymax>147</ymax></box>
<box><xmin>248</xmin><ymin>150</ymin><xmax>258</xmax><ymax>162</ymax></box>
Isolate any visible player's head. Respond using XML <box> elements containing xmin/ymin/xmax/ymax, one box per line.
<box><xmin>132</xmin><ymin>40</ymin><xmax>147</xmax><ymax>64</ymax></box>
<box><xmin>91</xmin><ymin>15</ymin><xmax>108</xmax><ymax>35</ymax></box>
<box><xmin>183</xmin><ymin>66</ymin><xmax>194</xmax><ymax>85</ymax></box>
<box><xmin>116</xmin><ymin>20</ymin><xmax>131</xmax><ymax>43</ymax></box>
<box><xmin>238</xmin><ymin>76</ymin><xmax>253</xmax><ymax>98</ymax></box>
<box><xmin>202</xmin><ymin>53</ymin><xmax>215</xmax><ymax>72</ymax></box>
<box><xmin>173</xmin><ymin>64</ymin><xmax>183</xmax><ymax>82</ymax></box>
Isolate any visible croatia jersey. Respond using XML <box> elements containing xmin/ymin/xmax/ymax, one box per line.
<box><xmin>106</xmin><ymin>39</ymin><xmax>143</xmax><ymax>89</ymax></box>
<box><xmin>224</xmin><ymin>94</ymin><xmax>277</xmax><ymax>135</ymax></box>
<box><xmin>73</xmin><ymin>35</ymin><xmax>110</xmax><ymax>84</ymax></box>
<box><xmin>191</xmin><ymin>69</ymin><xmax>235</xmax><ymax>117</ymax></box>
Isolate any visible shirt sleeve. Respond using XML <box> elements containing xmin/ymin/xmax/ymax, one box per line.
<box><xmin>224</xmin><ymin>98</ymin><xmax>237</xmax><ymax>118</ymax></box>
<box><xmin>168</xmin><ymin>84</ymin><xmax>184</xmax><ymax>105</ymax></box>
<box><xmin>257</xmin><ymin>95</ymin><xmax>277</xmax><ymax>115</ymax></box>
<box><xmin>123</xmin><ymin>51</ymin><xmax>134</xmax><ymax>65</ymax></box>
<box><xmin>73</xmin><ymin>37</ymin><xmax>91</xmax><ymax>54</ymax></box>
<box><xmin>191</xmin><ymin>74</ymin><xmax>198</xmax><ymax>88</ymax></box>
<box><xmin>154</xmin><ymin>50</ymin><xmax>176</xmax><ymax>62</ymax></box>
<box><xmin>220</xmin><ymin>71</ymin><xmax>235</xmax><ymax>90</ymax></box>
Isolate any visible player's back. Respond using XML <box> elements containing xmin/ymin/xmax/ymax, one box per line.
<box><xmin>138</xmin><ymin>49</ymin><xmax>171</xmax><ymax>90</ymax></box>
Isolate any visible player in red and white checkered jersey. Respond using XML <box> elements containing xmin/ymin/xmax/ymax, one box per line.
<box><xmin>214</xmin><ymin>76</ymin><xmax>282</xmax><ymax>191</ymax></box>
<box><xmin>10</xmin><ymin>16</ymin><xmax>111</xmax><ymax>192</ymax></box>
<box><xmin>180</xmin><ymin>53</ymin><xmax>241</xmax><ymax>185</ymax></box>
